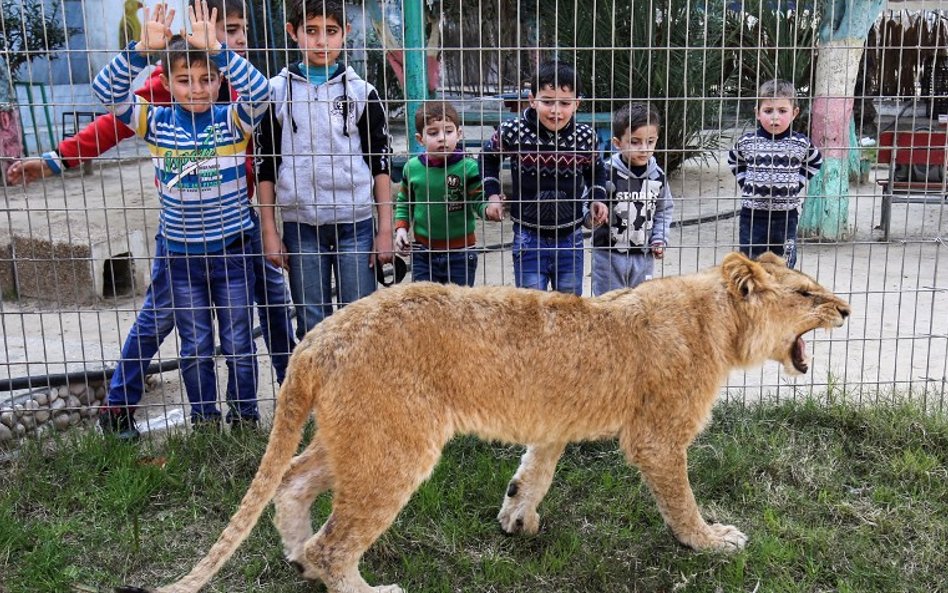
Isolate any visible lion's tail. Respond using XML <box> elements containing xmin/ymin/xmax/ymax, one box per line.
<box><xmin>152</xmin><ymin>365</ymin><xmax>319</xmax><ymax>593</ymax></box>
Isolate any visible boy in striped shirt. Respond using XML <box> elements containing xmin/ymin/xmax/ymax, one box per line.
<box><xmin>93</xmin><ymin>1</ymin><xmax>269</xmax><ymax>428</ymax></box>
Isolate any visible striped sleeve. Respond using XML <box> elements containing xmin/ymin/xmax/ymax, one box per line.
<box><xmin>91</xmin><ymin>43</ymin><xmax>150</xmax><ymax>136</ymax></box>
<box><xmin>215</xmin><ymin>48</ymin><xmax>270</xmax><ymax>133</ymax></box>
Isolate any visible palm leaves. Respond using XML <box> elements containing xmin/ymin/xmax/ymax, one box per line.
<box><xmin>535</xmin><ymin>0</ymin><xmax>820</xmax><ymax>172</ymax></box>
<box><xmin>539</xmin><ymin>0</ymin><xmax>732</xmax><ymax>172</ymax></box>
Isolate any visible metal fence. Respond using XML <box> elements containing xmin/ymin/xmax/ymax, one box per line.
<box><xmin>1</xmin><ymin>0</ymin><xmax>946</xmax><ymax>442</ymax></box>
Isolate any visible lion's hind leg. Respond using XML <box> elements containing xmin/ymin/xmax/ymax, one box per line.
<box><xmin>299</xmin><ymin>433</ymin><xmax>446</xmax><ymax>593</ymax></box>
<box><xmin>273</xmin><ymin>432</ymin><xmax>334</xmax><ymax>569</ymax></box>
<box><xmin>624</xmin><ymin>441</ymin><xmax>747</xmax><ymax>552</ymax></box>
<box><xmin>498</xmin><ymin>442</ymin><xmax>566</xmax><ymax>535</ymax></box>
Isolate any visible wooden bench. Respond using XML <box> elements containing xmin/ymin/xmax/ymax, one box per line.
<box><xmin>876</xmin><ymin>130</ymin><xmax>948</xmax><ymax>240</ymax></box>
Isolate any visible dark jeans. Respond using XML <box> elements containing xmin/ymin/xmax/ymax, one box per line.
<box><xmin>511</xmin><ymin>224</ymin><xmax>585</xmax><ymax>295</ymax></box>
<box><xmin>738</xmin><ymin>207</ymin><xmax>798</xmax><ymax>268</ymax></box>
<box><xmin>105</xmin><ymin>219</ymin><xmax>296</xmax><ymax>413</ymax></box>
<box><xmin>283</xmin><ymin>217</ymin><xmax>377</xmax><ymax>339</ymax></box>
<box><xmin>169</xmin><ymin>236</ymin><xmax>258</xmax><ymax>422</ymax></box>
<box><xmin>411</xmin><ymin>244</ymin><xmax>478</xmax><ymax>287</ymax></box>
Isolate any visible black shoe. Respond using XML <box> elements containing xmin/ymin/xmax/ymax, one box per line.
<box><xmin>228</xmin><ymin>415</ymin><xmax>260</xmax><ymax>435</ymax></box>
<box><xmin>98</xmin><ymin>408</ymin><xmax>141</xmax><ymax>441</ymax></box>
<box><xmin>190</xmin><ymin>415</ymin><xmax>223</xmax><ymax>434</ymax></box>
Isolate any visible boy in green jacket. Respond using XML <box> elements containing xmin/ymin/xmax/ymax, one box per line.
<box><xmin>394</xmin><ymin>102</ymin><xmax>504</xmax><ymax>286</ymax></box>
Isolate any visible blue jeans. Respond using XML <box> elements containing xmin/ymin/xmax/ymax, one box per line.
<box><xmin>106</xmin><ymin>224</ymin><xmax>296</xmax><ymax>411</ymax></box>
<box><xmin>105</xmin><ymin>234</ymin><xmax>175</xmax><ymax>411</ymax></box>
<box><xmin>248</xmin><ymin>213</ymin><xmax>295</xmax><ymax>383</ymax></box>
<box><xmin>411</xmin><ymin>244</ymin><xmax>478</xmax><ymax>287</ymax></box>
<box><xmin>283</xmin><ymin>218</ymin><xmax>377</xmax><ymax>339</ymax></box>
<box><xmin>739</xmin><ymin>207</ymin><xmax>798</xmax><ymax>268</ymax></box>
<box><xmin>169</xmin><ymin>237</ymin><xmax>258</xmax><ymax>422</ymax></box>
<box><xmin>512</xmin><ymin>224</ymin><xmax>585</xmax><ymax>295</ymax></box>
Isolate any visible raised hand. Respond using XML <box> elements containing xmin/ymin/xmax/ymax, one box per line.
<box><xmin>187</xmin><ymin>0</ymin><xmax>221</xmax><ymax>51</ymax></box>
<box><xmin>138</xmin><ymin>2</ymin><xmax>175</xmax><ymax>52</ymax></box>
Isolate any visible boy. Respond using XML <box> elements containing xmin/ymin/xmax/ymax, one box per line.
<box><xmin>590</xmin><ymin>102</ymin><xmax>674</xmax><ymax>295</ymax></box>
<box><xmin>93</xmin><ymin>1</ymin><xmax>270</xmax><ymax>427</ymax></box>
<box><xmin>727</xmin><ymin>79</ymin><xmax>822</xmax><ymax>268</ymax></box>
<box><xmin>255</xmin><ymin>0</ymin><xmax>393</xmax><ymax>338</ymax></box>
<box><xmin>481</xmin><ymin>60</ymin><xmax>608</xmax><ymax>295</ymax></box>
<box><xmin>394</xmin><ymin>102</ymin><xmax>504</xmax><ymax>286</ymax></box>
<box><xmin>9</xmin><ymin>0</ymin><xmax>294</xmax><ymax>440</ymax></box>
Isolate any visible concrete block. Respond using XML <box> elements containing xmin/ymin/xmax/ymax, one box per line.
<box><xmin>12</xmin><ymin>224</ymin><xmax>147</xmax><ymax>304</ymax></box>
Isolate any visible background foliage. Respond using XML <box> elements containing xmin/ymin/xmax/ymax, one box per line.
<box><xmin>0</xmin><ymin>0</ymin><xmax>76</xmax><ymax>84</ymax></box>
<box><xmin>532</xmin><ymin>0</ymin><xmax>821</xmax><ymax>172</ymax></box>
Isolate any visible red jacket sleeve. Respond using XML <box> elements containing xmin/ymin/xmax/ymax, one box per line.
<box><xmin>57</xmin><ymin>67</ymin><xmax>171</xmax><ymax>168</ymax></box>
<box><xmin>229</xmin><ymin>82</ymin><xmax>257</xmax><ymax>200</ymax></box>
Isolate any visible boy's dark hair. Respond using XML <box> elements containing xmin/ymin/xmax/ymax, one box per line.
<box><xmin>758</xmin><ymin>79</ymin><xmax>798</xmax><ymax>107</ymax></box>
<box><xmin>414</xmin><ymin>102</ymin><xmax>461</xmax><ymax>133</ymax></box>
<box><xmin>288</xmin><ymin>0</ymin><xmax>346</xmax><ymax>30</ymax></box>
<box><xmin>612</xmin><ymin>103</ymin><xmax>661</xmax><ymax>138</ymax></box>
<box><xmin>194</xmin><ymin>0</ymin><xmax>245</xmax><ymax>19</ymax></box>
<box><xmin>530</xmin><ymin>60</ymin><xmax>582</xmax><ymax>97</ymax></box>
<box><xmin>164</xmin><ymin>35</ymin><xmax>218</xmax><ymax>74</ymax></box>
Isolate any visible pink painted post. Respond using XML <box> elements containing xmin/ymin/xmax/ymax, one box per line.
<box><xmin>811</xmin><ymin>96</ymin><xmax>854</xmax><ymax>160</ymax></box>
<box><xmin>0</xmin><ymin>108</ymin><xmax>25</xmax><ymax>184</ymax></box>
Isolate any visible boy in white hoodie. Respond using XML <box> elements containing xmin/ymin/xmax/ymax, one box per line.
<box><xmin>255</xmin><ymin>0</ymin><xmax>394</xmax><ymax>339</ymax></box>
<box><xmin>590</xmin><ymin>103</ymin><xmax>674</xmax><ymax>295</ymax></box>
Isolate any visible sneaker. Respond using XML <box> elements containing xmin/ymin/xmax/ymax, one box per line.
<box><xmin>98</xmin><ymin>408</ymin><xmax>141</xmax><ymax>441</ymax></box>
<box><xmin>190</xmin><ymin>415</ymin><xmax>223</xmax><ymax>434</ymax></box>
<box><xmin>228</xmin><ymin>415</ymin><xmax>260</xmax><ymax>435</ymax></box>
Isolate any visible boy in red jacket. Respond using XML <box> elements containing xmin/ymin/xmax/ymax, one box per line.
<box><xmin>8</xmin><ymin>0</ymin><xmax>294</xmax><ymax>439</ymax></box>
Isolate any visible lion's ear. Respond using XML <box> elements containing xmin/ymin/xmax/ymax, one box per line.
<box><xmin>721</xmin><ymin>252</ymin><xmax>771</xmax><ymax>298</ymax></box>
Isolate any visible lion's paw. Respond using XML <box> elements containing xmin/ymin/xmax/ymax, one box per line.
<box><xmin>497</xmin><ymin>504</ymin><xmax>540</xmax><ymax>535</ymax></box>
<box><xmin>285</xmin><ymin>557</ymin><xmax>321</xmax><ymax>582</ymax></box>
<box><xmin>705</xmin><ymin>523</ymin><xmax>748</xmax><ymax>551</ymax></box>
<box><xmin>371</xmin><ymin>585</ymin><xmax>405</xmax><ymax>593</ymax></box>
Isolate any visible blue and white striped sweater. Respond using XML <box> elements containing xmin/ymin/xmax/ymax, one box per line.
<box><xmin>93</xmin><ymin>43</ymin><xmax>269</xmax><ymax>253</ymax></box>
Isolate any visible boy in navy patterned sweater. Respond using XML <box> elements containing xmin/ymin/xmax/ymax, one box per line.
<box><xmin>94</xmin><ymin>1</ymin><xmax>269</xmax><ymax>427</ymax></box>
<box><xmin>481</xmin><ymin>61</ymin><xmax>607</xmax><ymax>295</ymax></box>
<box><xmin>727</xmin><ymin>79</ymin><xmax>822</xmax><ymax>268</ymax></box>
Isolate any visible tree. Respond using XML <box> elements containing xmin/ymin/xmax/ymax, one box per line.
<box><xmin>800</xmin><ymin>0</ymin><xmax>886</xmax><ymax>240</ymax></box>
<box><xmin>0</xmin><ymin>0</ymin><xmax>76</xmax><ymax>81</ymax></box>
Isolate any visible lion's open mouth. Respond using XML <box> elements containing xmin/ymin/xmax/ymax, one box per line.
<box><xmin>791</xmin><ymin>335</ymin><xmax>809</xmax><ymax>373</ymax></box>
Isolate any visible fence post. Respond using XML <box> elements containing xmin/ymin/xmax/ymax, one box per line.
<box><xmin>404</xmin><ymin>0</ymin><xmax>428</xmax><ymax>154</ymax></box>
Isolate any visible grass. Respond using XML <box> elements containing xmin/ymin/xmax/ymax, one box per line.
<box><xmin>1</xmin><ymin>399</ymin><xmax>946</xmax><ymax>593</ymax></box>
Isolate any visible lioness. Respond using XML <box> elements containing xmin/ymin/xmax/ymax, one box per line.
<box><xmin>126</xmin><ymin>252</ymin><xmax>850</xmax><ymax>593</ymax></box>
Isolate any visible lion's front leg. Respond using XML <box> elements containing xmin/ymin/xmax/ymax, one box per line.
<box><xmin>498</xmin><ymin>442</ymin><xmax>566</xmax><ymax>535</ymax></box>
<box><xmin>628</xmin><ymin>445</ymin><xmax>747</xmax><ymax>552</ymax></box>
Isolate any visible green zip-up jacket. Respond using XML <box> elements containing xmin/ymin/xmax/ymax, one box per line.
<box><xmin>394</xmin><ymin>151</ymin><xmax>486</xmax><ymax>249</ymax></box>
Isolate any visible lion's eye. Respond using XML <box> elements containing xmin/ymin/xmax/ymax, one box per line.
<box><xmin>798</xmin><ymin>290</ymin><xmax>813</xmax><ymax>298</ymax></box>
